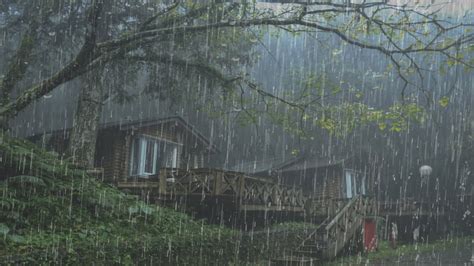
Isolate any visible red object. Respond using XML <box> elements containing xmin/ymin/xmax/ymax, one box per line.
<box><xmin>364</xmin><ymin>218</ymin><xmax>377</xmax><ymax>252</ymax></box>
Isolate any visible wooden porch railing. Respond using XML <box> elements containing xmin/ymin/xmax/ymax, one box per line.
<box><xmin>117</xmin><ymin>168</ymin><xmax>307</xmax><ymax>210</ymax></box>
<box><xmin>321</xmin><ymin>195</ymin><xmax>375</xmax><ymax>258</ymax></box>
<box><xmin>377</xmin><ymin>197</ymin><xmax>445</xmax><ymax>216</ymax></box>
<box><xmin>292</xmin><ymin>195</ymin><xmax>376</xmax><ymax>260</ymax></box>
<box><xmin>305</xmin><ymin>197</ymin><xmax>350</xmax><ymax>217</ymax></box>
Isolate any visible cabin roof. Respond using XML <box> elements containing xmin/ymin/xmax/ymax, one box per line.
<box><xmin>232</xmin><ymin>155</ymin><xmax>347</xmax><ymax>176</ymax></box>
<box><xmin>103</xmin><ymin>116</ymin><xmax>219</xmax><ymax>153</ymax></box>
<box><xmin>30</xmin><ymin>115</ymin><xmax>219</xmax><ymax>154</ymax></box>
<box><xmin>229</xmin><ymin>157</ymin><xmax>290</xmax><ymax>175</ymax></box>
<box><xmin>272</xmin><ymin>156</ymin><xmax>346</xmax><ymax>173</ymax></box>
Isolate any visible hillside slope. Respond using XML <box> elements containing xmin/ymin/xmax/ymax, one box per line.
<box><xmin>0</xmin><ymin>135</ymin><xmax>318</xmax><ymax>264</ymax></box>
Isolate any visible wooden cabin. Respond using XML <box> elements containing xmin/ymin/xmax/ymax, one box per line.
<box><xmin>256</xmin><ymin>156</ymin><xmax>368</xmax><ymax>200</ymax></box>
<box><xmin>247</xmin><ymin>156</ymin><xmax>369</xmax><ymax>218</ymax></box>
<box><xmin>30</xmin><ymin>116</ymin><xmax>218</xmax><ymax>181</ymax></box>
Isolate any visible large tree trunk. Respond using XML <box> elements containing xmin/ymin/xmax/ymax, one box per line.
<box><xmin>67</xmin><ymin>73</ymin><xmax>103</xmax><ymax>168</ymax></box>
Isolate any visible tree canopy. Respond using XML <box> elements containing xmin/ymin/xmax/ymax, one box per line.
<box><xmin>0</xmin><ymin>0</ymin><xmax>473</xmax><ymax>129</ymax></box>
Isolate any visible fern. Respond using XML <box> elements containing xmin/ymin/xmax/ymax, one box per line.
<box><xmin>6</xmin><ymin>175</ymin><xmax>46</xmax><ymax>187</ymax></box>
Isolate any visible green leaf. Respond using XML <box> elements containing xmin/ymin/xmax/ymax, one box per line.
<box><xmin>446</xmin><ymin>59</ymin><xmax>456</xmax><ymax>67</ymax></box>
<box><xmin>140</xmin><ymin>205</ymin><xmax>154</xmax><ymax>215</ymax></box>
<box><xmin>378</xmin><ymin>123</ymin><xmax>387</xmax><ymax>131</ymax></box>
<box><xmin>8</xmin><ymin>234</ymin><xmax>26</xmax><ymax>243</ymax></box>
<box><xmin>438</xmin><ymin>96</ymin><xmax>450</xmax><ymax>108</ymax></box>
<box><xmin>0</xmin><ymin>223</ymin><xmax>10</xmax><ymax>236</ymax></box>
<box><xmin>128</xmin><ymin>206</ymin><xmax>139</xmax><ymax>215</ymax></box>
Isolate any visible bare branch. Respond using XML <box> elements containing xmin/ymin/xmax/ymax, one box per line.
<box><xmin>2</xmin><ymin>1</ymin><xmax>473</xmax><ymax>122</ymax></box>
<box><xmin>0</xmin><ymin>0</ymin><xmax>104</xmax><ymax>120</ymax></box>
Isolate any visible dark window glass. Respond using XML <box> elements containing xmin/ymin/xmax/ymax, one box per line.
<box><xmin>130</xmin><ymin>138</ymin><xmax>140</xmax><ymax>175</ymax></box>
<box><xmin>144</xmin><ymin>140</ymin><xmax>155</xmax><ymax>173</ymax></box>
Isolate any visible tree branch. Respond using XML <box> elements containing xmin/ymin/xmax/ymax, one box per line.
<box><xmin>0</xmin><ymin>0</ymin><xmax>103</xmax><ymax>120</ymax></box>
<box><xmin>1</xmin><ymin>1</ymin><xmax>473</xmax><ymax>122</ymax></box>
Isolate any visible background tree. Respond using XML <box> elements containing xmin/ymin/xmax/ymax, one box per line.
<box><xmin>1</xmin><ymin>0</ymin><xmax>473</xmax><ymax>168</ymax></box>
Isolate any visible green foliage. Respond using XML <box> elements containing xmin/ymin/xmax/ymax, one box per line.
<box><xmin>6</xmin><ymin>175</ymin><xmax>46</xmax><ymax>187</ymax></box>
<box><xmin>438</xmin><ymin>96</ymin><xmax>450</xmax><ymax>108</ymax></box>
<box><xmin>0</xmin><ymin>223</ymin><xmax>9</xmax><ymax>236</ymax></box>
<box><xmin>0</xmin><ymin>134</ymin><xmax>314</xmax><ymax>264</ymax></box>
<box><xmin>0</xmin><ymin>134</ymin><xmax>238</xmax><ymax>264</ymax></box>
<box><xmin>238</xmin><ymin>222</ymin><xmax>322</xmax><ymax>260</ymax></box>
<box><xmin>312</xmin><ymin>102</ymin><xmax>425</xmax><ymax>136</ymax></box>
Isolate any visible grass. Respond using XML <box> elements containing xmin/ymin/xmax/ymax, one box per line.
<box><xmin>7</xmin><ymin>134</ymin><xmax>467</xmax><ymax>265</ymax></box>
<box><xmin>0</xmin><ymin>134</ymin><xmax>322</xmax><ymax>264</ymax></box>
<box><xmin>329</xmin><ymin>236</ymin><xmax>473</xmax><ymax>265</ymax></box>
<box><xmin>0</xmin><ymin>134</ymin><xmax>241</xmax><ymax>264</ymax></box>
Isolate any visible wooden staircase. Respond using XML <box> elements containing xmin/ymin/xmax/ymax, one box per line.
<box><xmin>271</xmin><ymin>195</ymin><xmax>375</xmax><ymax>265</ymax></box>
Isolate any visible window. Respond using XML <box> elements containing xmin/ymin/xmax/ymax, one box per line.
<box><xmin>344</xmin><ymin>171</ymin><xmax>353</xmax><ymax>198</ymax></box>
<box><xmin>129</xmin><ymin>136</ymin><xmax>181</xmax><ymax>177</ymax></box>
<box><xmin>343</xmin><ymin>169</ymin><xmax>367</xmax><ymax>198</ymax></box>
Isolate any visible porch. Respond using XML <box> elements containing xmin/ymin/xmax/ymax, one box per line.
<box><xmin>377</xmin><ymin>198</ymin><xmax>447</xmax><ymax>216</ymax></box>
<box><xmin>116</xmin><ymin>168</ymin><xmax>307</xmax><ymax>212</ymax></box>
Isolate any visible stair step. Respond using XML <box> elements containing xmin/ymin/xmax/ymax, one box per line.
<box><xmin>300</xmin><ymin>244</ymin><xmax>319</xmax><ymax>249</ymax></box>
<box><xmin>271</xmin><ymin>255</ymin><xmax>318</xmax><ymax>266</ymax></box>
<box><xmin>292</xmin><ymin>250</ymin><xmax>320</xmax><ymax>258</ymax></box>
<box><xmin>302</xmin><ymin>241</ymin><xmax>327</xmax><ymax>249</ymax></box>
<box><xmin>299</xmin><ymin>245</ymin><xmax>322</xmax><ymax>252</ymax></box>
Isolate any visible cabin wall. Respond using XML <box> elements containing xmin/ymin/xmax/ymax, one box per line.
<box><xmin>95</xmin><ymin>129</ymin><xmax>127</xmax><ymax>181</ymax></box>
<box><xmin>137</xmin><ymin>124</ymin><xmax>178</xmax><ymax>142</ymax></box>
<box><xmin>322</xmin><ymin>166</ymin><xmax>342</xmax><ymax>199</ymax></box>
<box><xmin>280</xmin><ymin>166</ymin><xmax>343</xmax><ymax>199</ymax></box>
<box><xmin>95</xmin><ymin>123</ymin><xmax>191</xmax><ymax>181</ymax></box>
<box><xmin>96</xmin><ymin>122</ymin><xmax>213</xmax><ymax>181</ymax></box>
<box><xmin>134</xmin><ymin>124</ymin><xmax>182</xmax><ymax>169</ymax></box>
<box><xmin>107</xmin><ymin>125</ymin><xmax>177</xmax><ymax>179</ymax></box>
<box><xmin>37</xmin><ymin>120</ymin><xmax>213</xmax><ymax>181</ymax></box>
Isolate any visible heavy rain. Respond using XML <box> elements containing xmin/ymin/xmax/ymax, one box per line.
<box><xmin>0</xmin><ymin>0</ymin><xmax>473</xmax><ymax>265</ymax></box>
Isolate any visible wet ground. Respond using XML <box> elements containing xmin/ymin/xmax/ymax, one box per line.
<box><xmin>367</xmin><ymin>245</ymin><xmax>473</xmax><ymax>265</ymax></box>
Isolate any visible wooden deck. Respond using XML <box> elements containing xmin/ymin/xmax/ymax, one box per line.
<box><xmin>376</xmin><ymin>198</ymin><xmax>446</xmax><ymax>216</ymax></box>
<box><xmin>114</xmin><ymin>168</ymin><xmax>454</xmax><ymax>262</ymax></box>
<box><xmin>117</xmin><ymin>168</ymin><xmax>306</xmax><ymax>212</ymax></box>
<box><xmin>116</xmin><ymin>168</ymin><xmax>446</xmax><ymax>217</ymax></box>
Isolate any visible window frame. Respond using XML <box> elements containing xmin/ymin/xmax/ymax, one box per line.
<box><xmin>129</xmin><ymin>134</ymin><xmax>182</xmax><ymax>177</ymax></box>
<box><xmin>342</xmin><ymin>168</ymin><xmax>367</xmax><ymax>198</ymax></box>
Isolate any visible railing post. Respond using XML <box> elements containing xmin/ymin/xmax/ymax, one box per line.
<box><xmin>238</xmin><ymin>174</ymin><xmax>245</xmax><ymax>204</ymax></box>
<box><xmin>159</xmin><ymin>168</ymin><xmax>167</xmax><ymax>196</ymax></box>
<box><xmin>214</xmin><ymin>171</ymin><xmax>223</xmax><ymax>196</ymax></box>
<box><xmin>272</xmin><ymin>184</ymin><xmax>277</xmax><ymax>206</ymax></box>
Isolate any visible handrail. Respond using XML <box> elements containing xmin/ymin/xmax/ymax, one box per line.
<box><xmin>295</xmin><ymin>195</ymin><xmax>369</xmax><ymax>255</ymax></box>
<box><xmin>154</xmin><ymin>167</ymin><xmax>307</xmax><ymax>208</ymax></box>
<box><xmin>325</xmin><ymin>195</ymin><xmax>361</xmax><ymax>231</ymax></box>
<box><xmin>297</xmin><ymin>215</ymin><xmax>332</xmax><ymax>249</ymax></box>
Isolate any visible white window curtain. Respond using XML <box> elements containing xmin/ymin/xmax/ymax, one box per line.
<box><xmin>129</xmin><ymin>136</ymin><xmax>181</xmax><ymax>177</ymax></box>
<box><xmin>345</xmin><ymin>171</ymin><xmax>353</xmax><ymax>199</ymax></box>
